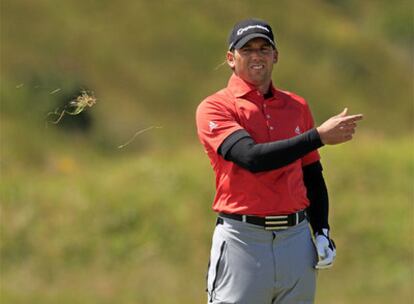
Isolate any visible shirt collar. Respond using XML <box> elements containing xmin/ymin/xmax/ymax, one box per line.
<box><xmin>227</xmin><ymin>73</ymin><xmax>276</xmax><ymax>98</ymax></box>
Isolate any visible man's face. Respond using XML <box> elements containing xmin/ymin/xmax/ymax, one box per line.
<box><xmin>227</xmin><ymin>38</ymin><xmax>278</xmax><ymax>88</ymax></box>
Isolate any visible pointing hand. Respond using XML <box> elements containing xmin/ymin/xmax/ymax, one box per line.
<box><xmin>316</xmin><ymin>108</ymin><xmax>363</xmax><ymax>145</ymax></box>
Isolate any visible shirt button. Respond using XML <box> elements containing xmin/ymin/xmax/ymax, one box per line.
<box><xmin>266</xmin><ymin>114</ymin><xmax>271</xmax><ymax>119</ymax></box>
<box><xmin>263</xmin><ymin>104</ymin><xmax>267</xmax><ymax>108</ymax></box>
<box><xmin>269</xmin><ymin>126</ymin><xmax>274</xmax><ymax>130</ymax></box>
<box><xmin>257</xmin><ymin>92</ymin><xmax>261</xmax><ymax>96</ymax></box>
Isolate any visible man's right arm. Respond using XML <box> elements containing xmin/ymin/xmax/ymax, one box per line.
<box><xmin>218</xmin><ymin>129</ymin><xmax>323</xmax><ymax>172</ymax></box>
<box><xmin>218</xmin><ymin>108</ymin><xmax>363</xmax><ymax>173</ymax></box>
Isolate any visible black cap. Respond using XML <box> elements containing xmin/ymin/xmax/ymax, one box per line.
<box><xmin>228</xmin><ymin>19</ymin><xmax>276</xmax><ymax>50</ymax></box>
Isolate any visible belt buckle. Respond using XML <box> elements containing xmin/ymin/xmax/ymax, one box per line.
<box><xmin>264</xmin><ymin>215</ymin><xmax>289</xmax><ymax>230</ymax></box>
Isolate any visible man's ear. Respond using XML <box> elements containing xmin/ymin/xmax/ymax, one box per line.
<box><xmin>273</xmin><ymin>50</ymin><xmax>278</xmax><ymax>64</ymax></box>
<box><xmin>226</xmin><ymin>51</ymin><xmax>236</xmax><ymax>69</ymax></box>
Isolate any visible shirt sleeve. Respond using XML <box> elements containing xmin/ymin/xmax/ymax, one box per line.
<box><xmin>196</xmin><ymin>97</ymin><xmax>244</xmax><ymax>153</ymax></box>
<box><xmin>301</xmin><ymin>102</ymin><xmax>321</xmax><ymax>166</ymax></box>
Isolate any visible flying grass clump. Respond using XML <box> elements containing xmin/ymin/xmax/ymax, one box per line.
<box><xmin>46</xmin><ymin>89</ymin><xmax>160</xmax><ymax>149</ymax></box>
<box><xmin>47</xmin><ymin>90</ymin><xmax>97</xmax><ymax>125</ymax></box>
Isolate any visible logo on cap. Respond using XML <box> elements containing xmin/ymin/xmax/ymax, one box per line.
<box><xmin>237</xmin><ymin>25</ymin><xmax>270</xmax><ymax>36</ymax></box>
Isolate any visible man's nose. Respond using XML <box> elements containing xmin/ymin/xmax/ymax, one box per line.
<box><xmin>250</xmin><ymin>54</ymin><xmax>264</xmax><ymax>64</ymax></box>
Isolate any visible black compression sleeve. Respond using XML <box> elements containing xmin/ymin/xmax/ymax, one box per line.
<box><xmin>218</xmin><ymin>129</ymin><xmax>324</xmax><ymax>173</ymax></box>
<box><xmin>303</xmin><ymin>161</ymin><xmax>329</xmax><ymax>233</ymax></box>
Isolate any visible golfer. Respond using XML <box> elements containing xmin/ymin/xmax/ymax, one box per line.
<box><xmin>196</xmin><ymin>18</ymin><xmax>363</xmax><ymax>303</ymax></box>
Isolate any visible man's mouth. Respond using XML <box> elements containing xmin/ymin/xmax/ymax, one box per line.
<box><xmin>250</xmin><ymin>64</ymin><xmax>265</xmax><ymax>70</ymax></box>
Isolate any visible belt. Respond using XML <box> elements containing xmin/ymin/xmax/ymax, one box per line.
<box><xmin>218</xmin><ymin>210</ymin><xmax>307</xmax><ymax>230</ymax></box>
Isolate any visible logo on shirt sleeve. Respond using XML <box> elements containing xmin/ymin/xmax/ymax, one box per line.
<box><xmin>209</xmin><ymin>121</ymin><xmax>218</xmax><ymax>132</ymax></box>
<box><xmin>295</xmin><ymin>126</ymin><xmax>301</xmax><ymax>135</ymax></box>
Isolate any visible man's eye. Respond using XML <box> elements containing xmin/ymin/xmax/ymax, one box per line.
<box><xmin>239</xmin><ymin>47</ymin><xmax>272</xmax><ymax>55</ymax></box>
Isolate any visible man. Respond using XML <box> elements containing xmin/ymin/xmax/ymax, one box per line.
<box><xmin>196</xmin><ymin>19</ymin><xmax>363</xmax><ymax>304</ymax></box>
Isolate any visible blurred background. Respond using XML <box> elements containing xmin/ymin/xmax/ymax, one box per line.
<box><xmin>1</xmin><ymin>0</ymin><xmax>413</xmax><ymax>303</ymax></box>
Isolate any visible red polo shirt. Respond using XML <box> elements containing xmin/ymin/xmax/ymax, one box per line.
<box><xmin>196</xmin><ymin>74</ymin><xmax>320</xmax><ymax>216</ymax></box>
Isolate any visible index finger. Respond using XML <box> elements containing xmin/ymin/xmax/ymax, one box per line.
<box><xmin>340</xmin><ymin>114</ymin><xmax>364</xmax><ymax>123</ymax></box>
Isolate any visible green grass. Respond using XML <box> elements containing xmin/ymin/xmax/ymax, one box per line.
<box><xmin>1</xmin><ymin>119</ymin><xmax>413</xmax><ymax>303</ymax></box>
<box><xmin>316</xmin><ymin>135</ymin><xmax>413</xmax><ymax>303</ymax></box>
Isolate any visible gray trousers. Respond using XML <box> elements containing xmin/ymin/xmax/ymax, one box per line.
<box><xmin>206</xmin><ymin>217</ymin><xmax>317</xmax><ymax>304</ymax></box>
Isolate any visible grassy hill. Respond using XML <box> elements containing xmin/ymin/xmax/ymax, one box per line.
<box><xmin>1</xmin><ymin>0</ymin><xmax>413</xmax><ymax>303</ymax></box>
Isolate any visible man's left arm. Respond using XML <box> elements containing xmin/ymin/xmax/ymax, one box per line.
<box><xmin>303</xmin><ymin>161</ymin><xmax>337</xmax><ymax>269</ymax></box>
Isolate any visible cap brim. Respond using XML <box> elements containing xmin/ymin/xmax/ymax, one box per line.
<box><xmin>231</xmin><ymin>33</ymin><xmax>275</xmax><ymax>50</ymax></box>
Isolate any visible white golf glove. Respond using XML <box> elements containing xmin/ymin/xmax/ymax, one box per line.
<box><xmin>314</xmin><ymin>228</ymin><xmax>336</xmax><ymax>269</ymax></box>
